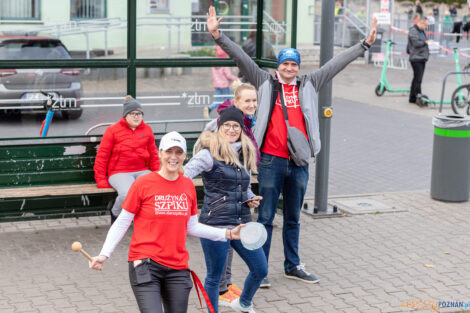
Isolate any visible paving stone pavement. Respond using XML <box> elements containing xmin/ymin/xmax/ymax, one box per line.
<box><xmin>1</xmin><ymin>190</ymin><xmax>469</xmax><ymax>313</ymax></box>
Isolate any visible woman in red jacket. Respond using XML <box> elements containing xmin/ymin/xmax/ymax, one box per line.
<box><xmin>93</xmin><ymin>96</ymin><xmax>160</xmax><ymax>223</ymax></box>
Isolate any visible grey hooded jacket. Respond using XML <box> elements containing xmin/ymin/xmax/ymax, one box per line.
<box><xmin>215</xmin><ymin>33</ymin><xmax>368</xmax><ymax>156</ymax></box>
<box><xmin>407</xmin><ymin>25</ymin><xmax>429</xmax><ymax>62</ymax></box>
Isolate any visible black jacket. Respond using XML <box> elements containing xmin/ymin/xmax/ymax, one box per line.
<box><xmin>408</xmin><ymin>25</ymin><xmax>429</xmax><ymax>62</ymax></box>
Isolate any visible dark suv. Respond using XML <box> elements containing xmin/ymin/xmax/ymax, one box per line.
<box><xmin>0</xmin><ymin>36</ymin><xmax>83</xmax><ymax>119</ymax></box>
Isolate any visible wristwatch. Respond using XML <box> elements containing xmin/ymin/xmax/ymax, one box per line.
<box><xmin>361</xmin><ymin>40</ymin><xmax>371</xmax><ymax>50</ymax></box>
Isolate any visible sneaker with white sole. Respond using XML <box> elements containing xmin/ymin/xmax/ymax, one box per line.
<box><xmin>259</xmin><ymin>277</ymin><xmax>271</xmax><ymax>288</ymax></box>
<box><xmin>228</xmin><ymin>284</ymin><xmax>242</xmax><ymax>296</ymax></box>
<box><xmin>230</xmin><ymin>298</ymin><xmax>256</xmax><ymax>313</ymax></box>
<box><xmin>219</xmin><ymin>290</ymin><xmax>238</xmax><ymax>307</ymax></box>
<box><xmin>284</xmin><ymin>263</ymin><xmax>320</xmax><ymax>284</ymax></box>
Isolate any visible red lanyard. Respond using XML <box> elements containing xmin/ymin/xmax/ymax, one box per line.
<box><xmin>190</xmin><ymin>270</ymin><xmax>215</xmax><ymax>313</ymax></box>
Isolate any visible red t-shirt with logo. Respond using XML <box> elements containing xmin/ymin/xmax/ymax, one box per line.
<box><xmin>122</xmin><ymin>172</ymin><xmax>198</xmax><ymax>270</ymax></box>
<box><xmin>261</xmin><ymin>81</ymin><xmax>309</xmax><ymax>158</ymax></box>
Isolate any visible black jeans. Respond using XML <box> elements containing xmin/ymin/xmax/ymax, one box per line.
<box><xmin>409</xmin><ymin>61</ymin><xmax>426</xmax><ymax>103</ymax></box>
<box><xmin>129</xmin><ymin>259</ymin><xmax>193</xmax><ymax>313</ymax></box>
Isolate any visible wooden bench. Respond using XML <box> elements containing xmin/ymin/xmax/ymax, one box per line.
<box><xmin>0</xmin><ymin>133</ymin><xmax>199</xmax><ymax>222</ymax></box>
<box><xmin>0</xmin><ymin>134</ymin><xmax>258</xmax><ymax>222</ymax></box>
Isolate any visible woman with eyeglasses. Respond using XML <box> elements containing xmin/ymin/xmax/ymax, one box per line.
<box><xmin>93</xmin><ymin>95</ymin><xmax>159</xmax><ymax>224</ymax></box>
<box><xmin>191</xmin><ymin>83</ymin><xmax>261</xmax><ymax>307</ymax></box>
<box><xmin>184</xmin><ymin>106</ymin><xmax>266</xmax><ymax>313</ymax></box>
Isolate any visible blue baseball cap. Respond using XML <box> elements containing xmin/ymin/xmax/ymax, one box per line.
<box><xmin>277</xmin><ymin>48</ymin><xmax>301</xmax><ymax>68</ymax></box>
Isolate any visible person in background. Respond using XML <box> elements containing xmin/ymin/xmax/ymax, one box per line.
<box><xmin>450</xmin><ymin>4</ymin><xmax>463</xmax><ymax>43</ymax></box>
<box><xmin>432</xmin><ymin>4</ymin><xmax>439</xmax><ymax>18</ymax></box>
<box><xmin>427</xmin><ymin>11</ymin><xmax>436</xmax><ymax>40</ymax></box>
<box><xmin>449</xmin><ymin>3</ymin><xmax>458</xmax><ymax>19</ymax></box>
<box><xmin>184</xmin><ymin>106</ymin><xmax>265</xmax><ymax>313</ymax></box>
<box><xmin>204</xmin><ymin>46</ymin><xmax>239</xmax><ymax>119</ymax></box>
<box><xmin>462</xmin><ymin>7</ymin><xmax>470</xmax><ymax>39</ymax></box>
<box><xmin>415</xmin><ymin>0</ymin><xmax>423</xmax><ymax>17</ymax></box>
<box><xmin>334</xmin><ymin>1</ymin><xmax>343</xmax><ymax>16</ymax></box>
<box><xmin>93</xmin><ymin>96</ymin><xmax>159</xmax><ymax>224</ymax></box>
<box><xmin>407</xmin><ymin>17</ymin><xmax>432</xmax><ymax>105</ymax></box>
<box><xmin>442</xmin><ymin>11</ymin><xmax>454</xmax><ymax>51</ymax></box>
<box><xmin>408</xmin><ymin>5</ymin><xmax>415</xmax><ymax>22</ymax></box>
<box><xmin>356</xmin><ymin>7</ymin><xmax>366</xmax><ymax>19</ymax></box>
<box><xmin>90</xmin><ymin>131</ymin><xmax>244</xmax><ymax>313</ymax></box>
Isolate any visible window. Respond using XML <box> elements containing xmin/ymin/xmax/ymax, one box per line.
<box><xmin>0</xmin><ymin>0</ymin><xmax>40</xmax><ymax>20</ymax></box>
<box><xmin>70</xmin><ymin>0</ymin><xmax>106</xmax><ymax>19</ymax></box>
<box><xmin>148</xmin><ymin>0</ymin><xmax>170</xmax><ymax>14</ymax></box>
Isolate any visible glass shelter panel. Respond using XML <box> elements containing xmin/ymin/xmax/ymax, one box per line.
<box><xmin>0</xmin><ymin>0</ymin><xmax>127</xmax><ymax>59</ymax></box>
<box><xmin>136</xmin><ymin>0</ymin><xmax>258</xmax><ymax>59</ymax></box>
<box><xmin>0</xmin><ymin>67</ymin><xmax>127</xmax><ymax>138</ymax></box>
<box><xmin>135</xmin><ymin>66</ymin><xmax>275</xmax><ymax>132</ymax></box>
<box><xmin>263</xmin><ymin>0</ymin><xmax>291</xmax><ymax>59</ymax></box>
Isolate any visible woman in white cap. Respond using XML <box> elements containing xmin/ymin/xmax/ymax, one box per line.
<box><xmin>184</xmin><ymin>106</ymin><xmax>265</xmax><ymax>313</ymax></box>
<box><xmin>93</xmin><ymin>95</ymin><xmax>160</xmax><ymax>224</ymax></box>
<box><xmin>90</xmin><ymin>131</ymin><xmax>243</xmax><ymax>313</ymax></box>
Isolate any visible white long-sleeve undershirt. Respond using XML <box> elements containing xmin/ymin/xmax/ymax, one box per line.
<box><xmin>99</xmin><ymin>209</ymin><xmax>227</xmax><ymax>258</ymax></box>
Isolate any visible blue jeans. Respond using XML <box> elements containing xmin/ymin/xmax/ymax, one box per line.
<box><xmin>256</xmin><ymin>153</ymin><xmax>309</xmax><ymax>273</ymax></box>
<box><xmin>200</xmin><ymin>238</ymin><xmax>268</xmax><ymax>312</ymax></box>
<box><xmin>209</xmin><ymin>87</ymin><xmax>231</xmax><ymax>110</ymax></box>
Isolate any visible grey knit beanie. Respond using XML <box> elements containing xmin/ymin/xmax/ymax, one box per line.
<box><xmin>123</xmin><ymin>95</ymin><xmax>143</xmax><ymax>117</ymax></box>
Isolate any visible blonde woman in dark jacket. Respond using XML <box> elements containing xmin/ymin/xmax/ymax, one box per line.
<box><xmin>184</xmin><ymin>106</ymin><xmax>265</xmax><ymax>313</ymax></box>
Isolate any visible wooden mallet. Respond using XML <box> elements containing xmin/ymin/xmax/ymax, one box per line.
<box><xmin>71</xmin><ymin>241</ymin><xmax>94</xmax><ymax>262</ymax></box>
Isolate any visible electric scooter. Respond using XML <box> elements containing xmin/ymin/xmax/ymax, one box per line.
<box><xmin>416</xmin><ymin>48</ymin><xmax>464</xmax><ymax>107</ymax></box>
<box><xmin>375</xmin><ymin>40</ymin><xmax>410</xmax><ymax>96</ymax></box>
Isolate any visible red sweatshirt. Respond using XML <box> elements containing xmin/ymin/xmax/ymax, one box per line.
<box><xmin>94</xmin><ymin>118</ymin><xmax>160</xmax><ymax>188</ymax></box>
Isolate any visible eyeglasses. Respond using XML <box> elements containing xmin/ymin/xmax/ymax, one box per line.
<box><xmin>129</xmin><ymin>112</ymin><xmax>143</xmax><ymax>117</ymax></box>
<box><xmin>222</xmin><ymin>123</ymin><xmax>241</xmax><ymax>131</ymax></box>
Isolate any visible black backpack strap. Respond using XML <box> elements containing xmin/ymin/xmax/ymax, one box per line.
<box><xmin>278</xmin><ymin>85</ymin><xmax>289</xmax><ymax>123</ymax></box>
<box><xmin>260</xmin><ymin>78</ymin><xmax>281</xmax><ymax>149</ymax></box>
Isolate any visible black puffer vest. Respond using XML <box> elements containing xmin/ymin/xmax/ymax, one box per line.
<box><xmin>199</xmin><ymin>156</ymin><xmax>252</xmax><ymax>226</ymax></box>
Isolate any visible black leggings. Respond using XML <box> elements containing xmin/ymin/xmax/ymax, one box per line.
<box><xmin>129</xmin><ymin>259</ymin><xmax>193</xmax><ymax>313</ymax></box>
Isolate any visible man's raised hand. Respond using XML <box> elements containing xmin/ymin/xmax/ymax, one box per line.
<box><xmin>365</xmin><ymin>17</ymin><xmax>378</xmax><ymax>45</ymax></box>
<box><xmin>207</xmin><ymin>5</ymin><xmax>222</xmax><ymax>39</ymax></box>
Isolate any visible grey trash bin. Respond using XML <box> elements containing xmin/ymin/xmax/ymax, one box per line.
<box><xmin>431</xmin><ymin>115</ymin><xmax>470</xmax><ymax>202</ymax></box>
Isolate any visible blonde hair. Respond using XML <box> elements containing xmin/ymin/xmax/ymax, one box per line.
<box><xmin>230</xmin><ymin>79</ymin><xmax>243</xmax><ymax>92</ymax></box>
<box><xmin>196</xmin><ymin>130</ymin><xmax>257</xmax><ymax>174</ymax></box>
<box><xmin>233</xmin><ymin>83</ymin><xmax>257</xmax><ymax>103</ymax></box>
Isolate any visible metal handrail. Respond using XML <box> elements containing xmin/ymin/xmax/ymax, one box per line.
<box><xmin>85</xmin><ymin>118</ymin><xmax>211</xmax><ymax>135</ymax></box>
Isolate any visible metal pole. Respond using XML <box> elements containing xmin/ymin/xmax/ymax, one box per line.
<box><xmin>177</xmin><ymin>18</ymin><xmax>181</xmax><ymax>52</ymax></box>
<box><xmin>127</xmin><ymin>0</ymin><xmax>136</xmax><ymax>97</ymax></box>
<box><xmin>342</xmin><ymin>0</ymin><xmax>347</xmax><ymax>47</ymax></box>
<box><xmin>365</xmin><ymin>0</ymin><xmax>371</xmax><ymax>63</ymax></box>
<box><xmin>314</xmin><ymin>0</ymin><xmax>335</xmax><ymax>213</ymax></box>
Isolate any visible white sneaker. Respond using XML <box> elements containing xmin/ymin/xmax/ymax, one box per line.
<box><xmin>230</xmin><ymin>298</ymin><xmax>256</xmax><ymax>313</ymax></box>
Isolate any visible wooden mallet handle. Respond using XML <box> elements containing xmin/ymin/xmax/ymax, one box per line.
<box><xmin>71</xmin><ymin>241</ymin><xmax>97</xmax><ymax>265</ymax></box>
<box><xmin>79</xmin><ymin>248</ymin><xmax>93</xmax><ymax>262</ymax></box>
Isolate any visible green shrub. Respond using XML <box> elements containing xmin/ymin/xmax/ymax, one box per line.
<box><xmin>182</xmin><ymin>47</ymin><xmax>216</xmax><ymax>57</ymax></box>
